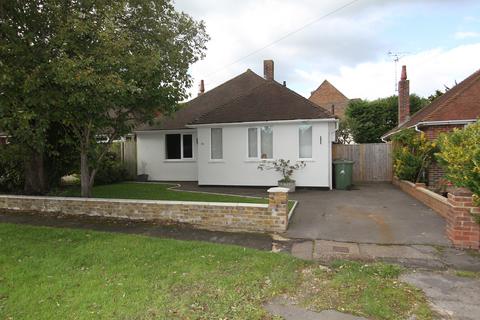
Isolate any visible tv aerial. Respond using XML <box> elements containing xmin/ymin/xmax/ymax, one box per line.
<box><xmin>388</xmin><ymin>51</ymin><xmax>409</xmax><ymax>92</ymax></box>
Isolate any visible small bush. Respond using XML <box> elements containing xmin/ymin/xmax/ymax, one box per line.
<box><xmin>436</xmin><ymin>120</ymin><xmax>480</xmax><ymax>207</ymax></box>
<box><xmin>392</xmin><ymin>129</ymin><xmax>437</xmax><ymax>183</ymax></box>
<box><xmin>0</xmin><ymin>144</ymin><xmax>25</xmax><ymax>193</ymax></box>
<box><xmin>94</xmin><ymin>151</ymin><xmax>130</xmax><ymax>185</ymax></box>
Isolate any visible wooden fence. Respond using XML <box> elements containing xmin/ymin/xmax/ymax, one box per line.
<box><xmin>111</xmin><ymin>137</ymin><xmax>137</xmax><ymax>179</ymax></box>
<box><xmin>333</xmin><ymin>143</ymin><xmax>393</xmax><ymax>182</ymax></box>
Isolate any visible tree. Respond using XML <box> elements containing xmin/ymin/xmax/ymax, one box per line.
<box><xmin>336</xmin><ymin>118</ymin><xmax>353</xmax><ymax>144</ymax></box>
<box><xmin>1</xmin><ymin>1</ymin><xmax>209</xmax><ymax>197</ymax></box>
<box><xmin>345</xmin><ymin>94</ymin><xmax>428</xmax><ymax>143</ymax></box>
<box><xmin>0</xmin><ymin>1</ymin><xmax>73</xmax><ymax>194</ymax></box>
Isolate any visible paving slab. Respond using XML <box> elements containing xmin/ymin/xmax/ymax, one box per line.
<box><xmin>265</xmin><ymin>298</ymin><xmax>368</xmax><ymax>320</ymax></box>
<box><xmin>313</xmin><ymin>240</ymin><xmax>361</xmax><ymax>260</ymax></box>
<box><xmin>400</xmin><ymin>271</ymin><xmax>480</xmax><ymax>320</ymax></box>
<box><xmin>291</xmin><ymin>241</ymin><xmax>314</xmax><ymax>260</ymax></box>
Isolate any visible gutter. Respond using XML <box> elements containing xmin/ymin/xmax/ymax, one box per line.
<box><xmin>381</xmin><ymin>119</ymin><xmax>477</xmax><ymax>141</ymax></box>
<box><xmin>186</xmin><ymin>118</ymin><xmax>337</xmax><ymax>128</ymax></box>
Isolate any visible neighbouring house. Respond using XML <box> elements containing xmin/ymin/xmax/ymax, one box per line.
<box><xmin>382</xmin><ymin>65</ymin><xmax>480</xmax><ymax>187</ymax></box>
<box><xmin>308</xmin><ymin>80</ymin><xmax>351</xmax><ymax>118</ymax></box>
<box><xmin>135</xmin><ymin>60</ymin><xmax>338</xmax><ymax>188</ymax></box>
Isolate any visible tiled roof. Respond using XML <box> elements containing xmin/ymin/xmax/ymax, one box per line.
<box><xmin>136</xmin><ymin>70</ymin><xmax>266</xmax><ymax>130</ymax></box>
<box><xmin>191</xmin><ymin>81</ymin><xmax>334</xmax><ymax>125</ymax></box>
<box><xmin>136</xmin><ymin>69</ymin><xmax>335</xmax><ymax>130</ymax></box>
<box><xmin>382</xmin><ymin>68</ymin><xmax>480</xmax><ymax>139</ymax></box>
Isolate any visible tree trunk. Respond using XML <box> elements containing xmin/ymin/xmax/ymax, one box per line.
<box><xmin>24</xmin><ymin>150</ymin><xmax>47</xmax><ymax>195</ymax></box>
<box><xmin>80</xmin><ymin>148</ymin><xmax>92</xmax><ymax>198</ymax></box>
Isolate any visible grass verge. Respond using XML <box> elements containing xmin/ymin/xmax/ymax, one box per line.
<box><xmin>0</xmin><ymin>224</ymin><xmax>432</xmax><ymax>319</ymax></box>
<box><xmin>293</xmin><ymin>260</ymin><xmax>433</xmax><ymax>320</ymax></box>
<box><xmin>0</xmin><ymin>223</ymin><xmax>302</xmax><ymax>319</ymax></box>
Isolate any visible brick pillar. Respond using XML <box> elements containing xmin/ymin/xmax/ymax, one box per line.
<box><xmin>446</xmin><ymin>188</ymin><xmax>480</xmax><ymax>250</ymax></box>
<box><xmin>268</xmin><ymin>187</ymin><xmax>289</xmax><ymax>231</ymax></box>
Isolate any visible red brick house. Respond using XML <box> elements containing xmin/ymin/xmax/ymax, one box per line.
<box><xmin>382</xmin><ymin>66</ymin><xmax>480</xmax><ymax>186</ymax></box>
<box><xmin>309</xmin><ymin>80</ymin><xmax>351</xmax><ymax>118</ymax></box>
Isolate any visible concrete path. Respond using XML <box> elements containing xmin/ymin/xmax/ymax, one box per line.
<box><xmin>401</xmin><ymin>271</ymin><xmax>480</xmax><ymax>320</ymax></box>
<box><xmin>289</xmin><ymin>239</ymin><xmax>480</xmax><ymax>270</ymax></box>
<box><xmin>265</xmin><ymin>298</ymin><xmax>368</xmax><ymax>320</ymax></box>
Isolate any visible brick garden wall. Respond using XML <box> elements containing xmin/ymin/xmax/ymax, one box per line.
<box><xmin>392</xmin><ymin>177</ymin><xmax>449</xmax><ymax>218</ymax></box>
<box><xmin>0</xmin><ymin>188</ymin><xmax>290</xmax><ymax>234</ymax></box>
<box><xmin>393</xmin><ymin>178</ymin><xmax>480</xmax><ymax>250</ymax></box>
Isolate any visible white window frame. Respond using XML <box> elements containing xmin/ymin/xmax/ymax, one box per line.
<box><xmin>246</xmin><ymin>126</ymin><xmax>274</xmax><ymax>160</ymax></box>
<box><xmin>210</xmin><ymin>128</ymin><xmax>223</xmax><ymax>161</ymax></box>
<box><xmin>165</xmin><ymin>133</ymin><xmax>194</xmax><ymax>160</ymax></box>
<box><xmin>298</xmin><ymin>124</ymin><xmax>313</xmax><ymax>160</ymax></box>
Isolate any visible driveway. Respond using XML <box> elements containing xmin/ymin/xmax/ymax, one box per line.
<box><xmin>287</xmin><ymin>183</ymin><xmax>450</xmax><ymax>245</ymax></box>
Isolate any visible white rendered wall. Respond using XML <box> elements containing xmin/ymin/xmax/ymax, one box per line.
<box><xmin>136</xmin><ymin>130</ymin><xmax>197</xmax><ymax>181</ymax></box>
<box><xmin>196</xmin><ymin>121</ymin><xmax>335</xmax><ymax>187</ymax></box>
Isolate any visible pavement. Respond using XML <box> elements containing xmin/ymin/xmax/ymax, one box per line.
<box><xmin>265</xmin><ymin>297</ymin><xmax>368</xmax><ymax>320</ymax></box>
<box><xmin>288</xmin><ymin>239</ymin><xmax>480</xmax><ymax>271</ymax></box>
<box><xmin>401</xmin><ymin>271</ymin><xmax>480</xmax><ymax>320</ymax></box>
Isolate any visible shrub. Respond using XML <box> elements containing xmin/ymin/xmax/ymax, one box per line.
<box><xmin>391</xmin><ymin>129</ymin><xmax>437</xmax><ymax>183</ymax></box>
<box><xmin>257</xmin><ymin>159</ymin><xmax>306</xmax><ymax>182</ymax></box>
<box><xmin>436</xmin><ymin>120</ymin><xmax>480</xmax><ymax>207</ymax></box>
<box><xmin>94</xmin><ymin>151</ymin><xmax>130</xmax><ymax>185</ymax></box>
<box><xmin>0</xmin><ymin>144</ymin><xmax>25</xmax><ymax>193</ymax></box>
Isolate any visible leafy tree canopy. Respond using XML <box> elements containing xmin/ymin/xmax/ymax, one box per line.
<box><xmin>0</xmin><ymin>0</ymin><xmax>209</xmax><ymax>196</ymax></box>
<box><xmin>345</xmin><ymin>94</ymin><xmax>428</xmax><ymax>143</ymax></box>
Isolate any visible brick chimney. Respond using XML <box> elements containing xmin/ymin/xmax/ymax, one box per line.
<box><xmin>198</xmin><ymin>79</ymin><xmax>205</xmax><ymax>96</ymax></box>
<box><xmin>264</xmin><ymin>60</ymin><xmax>274</xmax><ymax>81</ymax></box>
<box><xmin>398</xmin><ymin>65</ymin><xmax>410</xmax><ymax>125</ymax></box>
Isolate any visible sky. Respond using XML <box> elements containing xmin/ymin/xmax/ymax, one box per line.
<box><xmin>174</xmin><ymin>0</ymin><xmax>480</xmax><ymax>101</ymax></box>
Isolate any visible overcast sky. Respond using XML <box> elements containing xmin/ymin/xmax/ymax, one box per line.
<box><xmin>175</xmin><ymin>0</ymin><xmax>480</xmax><ymax>100</ymax></box>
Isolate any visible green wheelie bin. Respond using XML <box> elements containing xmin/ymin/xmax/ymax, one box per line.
<box><xmin>333</xmin><ymin>160</ymin><xmax>354</xmax><ymax>190</ymax></box>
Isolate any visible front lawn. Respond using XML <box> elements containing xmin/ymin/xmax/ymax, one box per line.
<box><xmin>0</xmin><ymin>224</ymin><xmax>433</xmax><ymax>320</ymax></box>
<box><xmin>52</xmin><ymin>182</ymin><xmax>295</xmax><ymax>210</ymax></box>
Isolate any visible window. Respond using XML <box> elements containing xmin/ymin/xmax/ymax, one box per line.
<box><xmin>210</xmin><ymin>128</ymin><xmax>223</xmax><ymax>159</ymax></box>
<box><xmin>299</xmin><ymin>124</ymin><xmax>312</xmax><ymax>159</ymax></box>
<box><xmin>165</xmin><ymin>133</ymin><xmax>193</xmax><ymax>160</ymax></box>
<box><xmin>248</xmin><ymin>128</ymin><xmax>258</xmax><ymax>158</ymax></box>
<box><xmin>183</xmin><ymin>135</ymin><xmax>193</xmax><ymax>158</ymax></box>
<box><xmin>247</xmin><ymin>126</ymin><xmax>273</xmax><ymax>159</ymax></box>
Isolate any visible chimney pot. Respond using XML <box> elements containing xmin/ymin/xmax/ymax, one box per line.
<box><xmin>264</xmin><ymin>60</ymin><xmax>274</xmax><ymax>81</ymax></box>
<box><xmin>282</xmin><ymin>80</ymin><xmax>286</xmax><ymax>86</ymax></box>
<box><xmin>398</xmin><ymin>65</ymin><xmax>410</xmax><ymax>124</ymax></box>
<box><xmin>198</xmin><ymin>80</ymin><xmax>205</xmax><ymax>96</ymax></box>
<box><xmin>401</xmin><ymin>65</ymin><xmax>407</xmax><ymax>81</ymax></box>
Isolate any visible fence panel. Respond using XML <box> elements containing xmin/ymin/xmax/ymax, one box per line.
<box><xmin>121</xmin><ymin>138</ymin><xmax>137</xmax><ymax>178</ymax></box>
<box><xmin>333</xmin><ymin>143</ymin><xmax>393</xmax><ymax>182</ymax></box>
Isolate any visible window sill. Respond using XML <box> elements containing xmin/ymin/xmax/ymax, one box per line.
<box><xmin>163</xmin><ymin>159</ymin><xmax>196</xmax><ymax>163</ymax></box>
<box><xmin>298</xmin><ymin>158</ymin><xmax>315</xmax><ymax>162</ymax></box>
<box><xmin>208</xmin><ymin>160</ymin><xmax>225</xmax><ymax>163</ymax></box>
<box><xmin>244</xmin><ymin>159</ymin><xmax>274</xmax><ymax>163</ymax></box>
